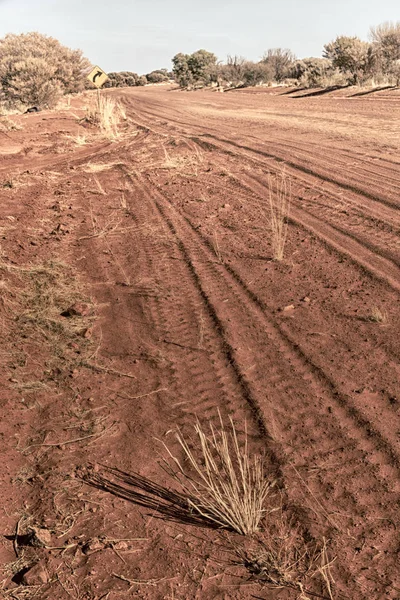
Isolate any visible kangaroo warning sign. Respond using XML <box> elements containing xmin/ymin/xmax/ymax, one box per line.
<box><xmin>87</xmin><ymin>66</ymin><xmax>109</xmax><ymax>88</ymax></box>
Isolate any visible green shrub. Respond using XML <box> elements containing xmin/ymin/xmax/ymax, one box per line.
<box><xmin>146</xmin><ymin>69</ymin><xmax>170</xmax><ymax>83</ymax></box>
<box><xmin>172</xmin><ymin>50</ymin><xmax>217</xmax><ymax>88</ymax></box>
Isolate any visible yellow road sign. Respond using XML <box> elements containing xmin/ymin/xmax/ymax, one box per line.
<box><xmin>87</xmin><ymin>66</ymin><xmax>109</xmax><ymax>88</ymax></box>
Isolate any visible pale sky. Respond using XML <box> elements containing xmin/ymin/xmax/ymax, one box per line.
<box><xmin>0</xmin><ymin>0</ymin><xmax>398</xmax><ymax>74</ymax></box>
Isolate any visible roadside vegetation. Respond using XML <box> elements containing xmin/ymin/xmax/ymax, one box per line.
<box><xmin>0</xmin><ymin>32</ymin><xmax>90</xmax><ymax>110</ymax></box>
<box><xmin>1</xmin><ymin>20</ymin><xmax>398</xmax><ymax>113</ymax></box>
<box><xmin>171</xmin><ymin>21</ymin><xmax>400</xmax><ymax>90</ymax></box>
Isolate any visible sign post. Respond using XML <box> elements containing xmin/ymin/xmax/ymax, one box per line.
<box><xmin>87</xmin><ymin>66</ymin><xmax>109</xmax><ymax>111</ymax></box>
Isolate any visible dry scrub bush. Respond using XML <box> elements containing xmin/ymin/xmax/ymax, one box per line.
<box><xmin>269</xmin><ymin>171</ymin><xmax>291</xmax><ymax>261</ymax></box>
<box><xmin>0</xmin><ymin>32</ymin><xmax>90</xmax><ymax>109</ymax></box>
<box><xmin>84</xmin><ymin>94</ymin><xmax>126</xmax><ymax>140</ymax></box>
<box><xmin>162</xmin><ymin>415</ymin><xmax>274</xmax><ymax>535</ymax></box>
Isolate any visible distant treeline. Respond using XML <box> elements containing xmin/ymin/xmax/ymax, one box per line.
<box><xmin>170</xmin><ymin>22</ymin><xmax>400</xmax><ymax>90</ymax></box>
<box><xmin>0</xmin><ymin>23</ymin><xmax>399</xmax><ymax>110</ymax></box>
<box><xmin>103</xmin><ymin>69</ymin><xmax>173</xmax><ymax>88</ymax></box>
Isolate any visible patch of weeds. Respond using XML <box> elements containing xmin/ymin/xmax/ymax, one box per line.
<box><xmin>0</xmin><ymin>258</ymin><xmax>95</xmax><ymax>384</ymax></box>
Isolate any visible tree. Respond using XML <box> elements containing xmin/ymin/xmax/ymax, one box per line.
<box><xmin>369</xmin><ymin>22</ymin><xmax>400</xmax><ymax>82</ymax></box>
<box><xmin>172</xmin><ymin>50</ymin><xmax>217</xmax><ymax>88</ymax></box>
<box><xmin>261</xmin><ymin>48</ymin><xmax>296</xmax><ymax>82</ymax></box>
<box><xmin>172</xmin><ymin>53</ymin><xmax>193</xmax><ymax>87</ymax></box>
<box><xmin>221</xmin><ymin>55</ymin><xmax>247</xmax><ymax>87</ymax></box>
<box><xmin>0</xmin><ymin>32</ymin><xmax>90</xmax><ymax>107</ymax></box>
<box><xmin>323</xmin><ymin>36</ymin><xmax>372</xmax><ymax>84</ymax></box>
<box><xmin>242</xmin><ymin>62</ymin><xmax>274</xmax><ymax>86</ymax></box>
<box><xmin>187</xmin><ymin>50</ymin><xmax>217</xmax><ymax>85</ymax></box>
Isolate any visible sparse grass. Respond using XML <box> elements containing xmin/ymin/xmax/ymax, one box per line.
<box><xmin>268</xmin><ymin>171</ymin><xmax>291</xmax><ymax>261</ymax></box>
<box><xmin>161</xmin><ymin>145</ymin><xmax>202</xmax><ymax>175</ymax></box>
<box><xmin>232</xmin><ymin>523</ymin><xmax>335</xmax><ymax>599</ymax></box>
<box><xmin>368</xmin><ymin>306</ymin><xmax>388</xmax><ymax>323</ymax></box>
<box><xmin>0</xmin><ymin>257</ymin><xmax>95</xmax><ymax>384</ymax></box>
<box><xmin>0</xmin><ymin>116</ymin><xmax>22</xmax><ymax>131</ymax></box>
<box><xmin>162</xmin><ymin>414</ymin><xmax>275</xmax><ymax>535</ymax></box>
<box><xmin>65</xmin><ymin>133</ymin><xmax>87</xmax><ymax>146</ymax></box>
<box><xmin>83</xmin><ymin>94</ymin><xmax>126</xmax><ymax>140</ymax></box>
<box><xmin>212</xmin><ymin>231</ymin><xmax>223</xmax><ymax>263</ymax></box>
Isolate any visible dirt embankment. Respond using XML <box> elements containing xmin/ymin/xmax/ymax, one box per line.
<box><xmin>0</xmin><ymin>85</ymin><xmax>399</xmax><ymax>599</ymax></box>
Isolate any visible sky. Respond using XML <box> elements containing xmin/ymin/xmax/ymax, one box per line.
<box><xmin>0</xmin><ymin>0</ymin><xmax>398</xmax><ymax>74</ymax></box>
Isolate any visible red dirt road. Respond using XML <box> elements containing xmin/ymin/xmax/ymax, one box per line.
<box><xmin>0</xmin><ymin>86</ymin><xmax>399</xmax><ymax>599</ymax></box>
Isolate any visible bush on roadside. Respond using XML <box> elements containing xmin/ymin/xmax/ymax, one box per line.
<box><xmin>104</xmin><ymin>71</ymin><xmax>147</xmax><ymax>88</ymax></box>
<box><xmin>219</xmin><ymin>57</ymin><xmax>274</xmax><ymax>88</ymax></box>
<box><xmin>323</xmin><ymin>36</ymin><xmax>373</xmax><ymax>85</ymax></box>
<box><xmin>172</xmin><ymin>50</ymin><xmax>217</xmax><ymax>88</ymax></box>
<box><xmin>261</xmin><ymin>48</ymin><xmax>296</xmax><ymax>82</ymax></box>
<box><xmin>291</xmin><ymin>57</ymin><xmax>341</xmax><ymax>88</ymax></box>
<box><xmin>146</xmin><ymin>69</ymin><xmax>170</xmax><ymax>83</ymax></box>
<box><xmin>0</xmin><ymin>32</ymin><xmax>90</xmax><ymax>108</ymax></box>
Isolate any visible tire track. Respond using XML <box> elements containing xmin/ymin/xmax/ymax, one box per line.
<box><xmin>132</xmin><ymin>176</ymin><xmax>400</xmax><ymax>597</ymax></box>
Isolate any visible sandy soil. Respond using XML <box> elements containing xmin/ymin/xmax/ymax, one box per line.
<box><xmin>0</xmin><ymin>84</ymin><xmax>399</xmax><ymax>600</ymax></box>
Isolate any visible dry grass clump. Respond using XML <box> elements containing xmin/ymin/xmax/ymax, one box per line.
<box><xmin>268</xmin><ymin>171</ymin><xmax>291</xmax><ymax>261</ymax></box>
<box><xmin>232</xmin><ymin>519</ymin><xmax>335</xmax><ymax>599</ymax></box>
<box><xmin>368</xmin><ymin>306</ymin><xmax>388</xmax><ymax>323</ymax></box>
<box><xmin>84</xmin><ymin>94</ymin><xmax>126</xmax><ymax>140</ymax></box>
<box><xmin>65</xmin><ymin>133</ymin><xmax>88</xmax><ymax>146</ymax></box>
<box><xmin>162</xmin><ymin>415</ymin><xmax>274</xmax><ymax>535</ymax></box>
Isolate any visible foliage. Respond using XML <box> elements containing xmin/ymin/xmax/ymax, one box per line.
<box><xmin>369</xmin><ymin>21</ymin><xmax>400</xmax><ymax>84</ymax></box>
<box><xmin>172</xmin><ymin>50</ymin><xmax>217</xmax><ymax>88</ymax></box>
<box><xmin>0</xmin><ymin>32</ymin><xmax>90</xmax><ymax>108</ymax></box>
<box><xmin>104</xmin><ymin>71</ymin><xmax>147</xmax><ymax>88</ymax></box>
<box><xmin>291</xmin><ymin>57</ymin><xmax>337</xmax><ymax>87</ymax></box>
<box><xmin>218</xmin><ymin>56</ymin><xmax>273</xmax><ymax>87</ymax></box>
<box><xmin>261</xmin><ymin>48</ymin><xmax>296</xmax><ymax>82</ymax></box>
<box><xmin>323</xmin><ymin>36</ymin><xmax>373</xmax><ymax>84</ymax></box>
<box><xmin>146</xmin><ymin>69</ymin><xmax>170</xmax><ymax>83</ymax></box>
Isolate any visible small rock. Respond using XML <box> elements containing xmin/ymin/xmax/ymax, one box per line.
<box><xmin>27</xmin><ymin>527</ymin><xmax>52</xmax><ymax>548</ymax></box>
<box><xmin>302</xmin><ymin>296</ymin><xmax>311</xmax><ymax>303</ymax></box>
<box><xmin>79</xmin><ymin>327</ymin><xmax>93</xmax><ymax>339</ymax></box>
<box><xmin>282</xmin><ymin>304</ymin><xmax>295</xmax><ymax>312</ymax></box>
<box><xmin>22</xmin><ymin>562</ymin><xmax>49</xmax><ymax>586</ymax></box>
<box><xmin>82</xmin><ymin>538</ymin><xmax>104</xmax><ymax>555</ymax></box>
<box><xmin>113</xmin><ymin>540</ymin><xmax>128</xmax><ymax>551</ymax></box>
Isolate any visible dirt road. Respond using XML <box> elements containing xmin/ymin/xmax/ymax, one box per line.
<box><xmin>0</xmin><ymin>85</ymin><xmax>399</xmax><ymax>599</ymax></box>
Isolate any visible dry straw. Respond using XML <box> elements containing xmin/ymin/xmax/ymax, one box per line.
<box><xmin>162</xmin><ymin>414</ymin><xmax>274</xmax><ymax>535</ymax></box>
<box><xmin>85</xmin><ymin>93</ymin><xmax>126</xmax><ymax>140</ymax></box>
<box><xmin>269</xmin><ymin>170</ymin><xmax>291</xmax><ymax>261</ymax></box>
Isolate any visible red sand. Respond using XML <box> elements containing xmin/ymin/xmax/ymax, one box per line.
<box><xmin>0</xmin><ymin>85</ymin><xmax>399</xmax><ymax>599</ymax></box>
